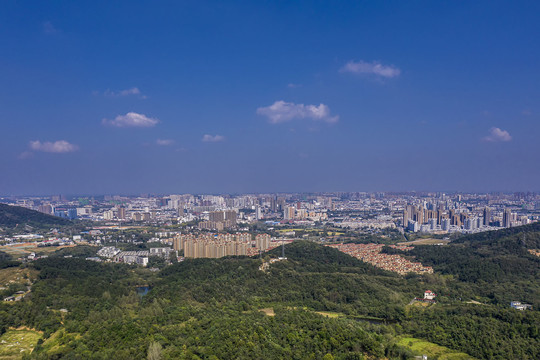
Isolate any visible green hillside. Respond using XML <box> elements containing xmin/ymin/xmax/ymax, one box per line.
<box><xmin>0</xmin><ymin>229</ymin><xmax>538</xmax><ymax>359</ymax></box>
<box><xmin>390</xmin><ymin>223</ymin><xmax>540</xmax><ymax>308</ymax></box>
<box><xmin>0</xmin><ymin>203</ymin><xmax>71</xmax><ymax>229</ymax></box>
<box><xmin>266</xmin><ymin>239</ymin><xmax>389</xmax><ymax>275</ymax></box>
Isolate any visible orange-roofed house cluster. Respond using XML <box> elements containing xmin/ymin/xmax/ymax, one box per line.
<box><xmin>327</xmin><ymin>243</ymin><xmax>433</xmax><ymax>275</ymax></box>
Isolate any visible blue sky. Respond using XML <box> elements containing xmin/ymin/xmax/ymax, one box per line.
<box><xmin>1</xmin><ymin>1</ymin><xmax>539</xmax><ymax>195</ymax></box>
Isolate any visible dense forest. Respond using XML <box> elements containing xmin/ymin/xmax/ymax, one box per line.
<box><xmin>383</xmin><ymin>222</ymin><xmax>540</xmax><ymax>308</ymax></box>
<box><xmin>0</xmin><ymin>225</ymin><xmax>539</xmax><ymax>359</ymax></box>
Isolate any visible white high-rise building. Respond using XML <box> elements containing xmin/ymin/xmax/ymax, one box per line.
<box><xmin>255</xmin><ymin>205</ymin><xmax>263</xmax><ymax>220</ymax></box>
<box><xmin>284</xmin><ymin>206</ymin><xmax>295</xmax><ymax>220</ymax></box>
<box><xmin>441</xmin><ymin>218</ymin><xmax>450</xmax><ymax>231</ymax></box>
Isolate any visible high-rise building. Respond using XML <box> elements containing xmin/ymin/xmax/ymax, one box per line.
<box><xmin>296</xmin><ymin>209</ymin><xmax>307</xmax><ymax>219</ymax></box>
<box><xmin>209</xmin><ymin>211</ymin><xmax>225</xmax><ymax>222</ymax></box>
<box><xmin>503</xmin><ymin>209</ymin><xmax>512</xmax><ymax>228</ymax></box>
<box><xmin>437</xmin><ymin>209</ymin><xmax>444</xmax><ymax>225</ymax></box>
<box><xmin>284</xmin><ymin>206</ymin><xmax>295</xmax><ymax>220</ymax></box>
<box><xmin>407</xmin><ymin>220</ymin><xmax>419</xmax><ymax>232</ymax></box>
<box><xmin>270</xmin><ymin>197</ymin><xmax>277</xmax><ymax>212</ymax></box>
<box><xmin>38</xmin><ymin>204</ymin><xmax>53</xmax><ymax>215</ymax></box>
<box><xmin>464</xmin><ymin>217</ymin><xmax>477</xmax><ymax>230</ymax></box>
<box><xmin>483</xmin><ymin>207</ymin><xmax>491</xmax><ymax>226</ymax></box>
<box><xmin>402</xmin><ymin>209</ymin><xmax>409</xmax><ymax>227</ymax></box>
<box><xmin>224</xmin><ymin>210</ymin><xmax>237</xmax><ymax>224</ymax></box>
<box><xmin>255</xmin><ymin>205</ymin><xmax>262</xmax><ymax>220</ymax></box>
<box><xmin>255</xmin><ymin>234</ymin><xmax>271</xmax><ymax>251</ymax></box>
<box><xmin>441</xmin><ymin>218</ymin><xmax>451</xmax><ymax>231</ymax></box>
<box><xmin>103</xmin><ymin>210</ymin><xmax>114</xmax><ymax>220</ymax></box>
<box><xmin>118</xmin><ymin>206</ymin><xmax>126</xmax><ymax>220</ymax></box>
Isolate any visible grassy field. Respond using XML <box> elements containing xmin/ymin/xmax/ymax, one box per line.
<box><xmin>32</xmin><ymin>329</ymin><xmax>83</xmax><ymax>357</ymax></box>
<box><xmin>0</xmin><ymin>329</ymin><xmax>42</xmax><ymax>360</ymax></box>
<box><xmin>314</xmin><ymin>311</ymin><xmax>342</xmax><ymax>318</ymax></box>
<box><xmin>260</xmin><ymin>307</ymin><xmax>344</xmax><ymax>319</ymax></box>
<box><xmin>259</xmin><ymin>308</ymin><xmax>275</xmax><ymax>316</ymax></box>
<box><xmin>411</xmin><ymin>301</ymin><xmax>432</xmax><ymax>307</ymax></box>
<box><xmin>397</xmin><ymin>337</ymin><xmax>474</xmax><ymax>359</ymax></box>
<box><xmin>398</xmin><ymin>238</ymin><xmax>450</xmax><ymax>246</ymax></box>
<box><xmin>0</xmin><ymin>244</ymin><xmax>74</xmax><ymax>258</ymax></box>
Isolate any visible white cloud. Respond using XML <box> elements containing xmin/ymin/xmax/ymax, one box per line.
<box><xmin>29</xmin><ymin>140</ymin><xmax>79</xmax><ymax>153</ymax></box>
<box><xmin>18</xmin><ymin>151</ymin><xmax>34</xmax><ymax>160</ymax></box>
<box><xmin>340</xmin><ymin>60</ymin><xmax>401</xmax><ymax>78</ymax></box>
<box><xmin>202</xmin><ymin>134</ymin><xmax>225</xmax><ymax>142</ymax></box>
<box><xmin>483</xmin><ymin>127</ymin><xmax>512</xmax><ymax>142</ymax></box>
<box><xmin>102</xmin><ymin>112</ymin><xmax>159</xmax><ymax>128</ymax></box>
<box><xmin>103</xmin><ymin>87</ymin><xmax>146</xmax><ymax>98</ymax></box>
<box><xmin>256</xmin><ymin>100</ymin><xmax>339</xmax><ymax>124</ymax></box>
<box><xmin>156</xmin><ymin>139</ymin><xmax>174</xmax><ymax>146</ymax></box>
<box><xmin>43</xmin><ymin>21</ymin><xmax>58</xmax><ymax>34</ymax></box>
<box><xmin>287</xmin><ymin>83</ymin><xmax>302</xmax><ymax>88</ymax></box>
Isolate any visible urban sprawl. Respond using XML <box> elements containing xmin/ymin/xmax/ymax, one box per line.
<box><xmin>1</xmin><ymin>192</ymin><xmax>539</xmax><ymax>276</ymax></box>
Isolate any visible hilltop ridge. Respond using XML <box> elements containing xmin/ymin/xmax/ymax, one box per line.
<box><xmin>0</xmin><ymin>203</ymin><xmax>71</xmax><ymax>230</ymax></box>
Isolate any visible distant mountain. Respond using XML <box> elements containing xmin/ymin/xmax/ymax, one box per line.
<box><xmin>0</xmin><ymin>203</ymin><xmax>71</xmax><ymax>229</ymax></box>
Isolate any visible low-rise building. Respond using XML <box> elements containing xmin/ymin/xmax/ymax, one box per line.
<box><xmin>510</xmin><ymin>301</ymin><xmax>532</xmax><ymax>310</ymax></box>
<box><xmin>424</xmin><ymin>290</ymin><xmax>436</xmax><ymax>300</ymax></box>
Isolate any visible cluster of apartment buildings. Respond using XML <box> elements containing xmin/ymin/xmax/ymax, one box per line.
<box><xmin>283</xmin><ymin>205</ymin><xmax>328</xmax><ymax>222</ymax></box>
<box><xmin>198</xmin><ymin>210</ymin><xmax>237</xmax><ymax>230</ymax></box>
<box><xmin>114</xmin><ymin>251</ymin><xmax>150</xmax><ymax>266</ymax></box>
<box><xmin>96</xmin><ymin>246</ymin><xmax>174</xmax><ymax>266</ymax></box>
<box><xmin>173</xmin><ymin>233</ymin><xmax>273</xmax><ymax>258</ymax></box>
<box><xmin>328</xmin><ymin>243</ymin><xmax>433</xmax><ymax>275</ymax></box>
<box><xmin>403</xmin><ymin>204</ymin><xmax>531</xmax><ymax>233</ymax></box>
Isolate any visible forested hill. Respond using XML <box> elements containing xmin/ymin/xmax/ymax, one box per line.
<box><xmin>452</xmin><ymin>221</ymin><xmax>540</xmax><ymax>247</ymax></box>
<box><xmin>397</xmin><ymin>223</ymin><xmax>540</xmax><ymax>308</ymax></box>
<box><xmin>2</xmin><ymin>240</ymin><xmax>538</xmax><ymax>359</ymax></box>
<box><xmin>266</xmin><ymin>240</ymin><xmax>389</xmax><ymax>275</ymax></box>
<box><xmin>0</xmin><ymin>203</ymin><xmax>71</xmax><ymax>229</ymax></box>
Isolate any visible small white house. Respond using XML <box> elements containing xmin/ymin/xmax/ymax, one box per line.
<box><xmin>510</xmin><ymin>301</ymin><xmax>532</xmax><ymax>310</ymax></box>
<box><xmin>424</xmin><ymin>290</ymin><xmax>436</xmax><ymax>300</ymax></box>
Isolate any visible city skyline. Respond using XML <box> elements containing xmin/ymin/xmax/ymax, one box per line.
<box><xmin>1</xmin><ymin>1</ymin><xmax>540</xmax><ymax>195</ymax></box>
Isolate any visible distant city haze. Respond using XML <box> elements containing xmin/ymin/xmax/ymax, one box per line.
<box><xmin>1</xmin><ymin>1</ymin><xmax>539</xmax><ymax>195</ymax></box>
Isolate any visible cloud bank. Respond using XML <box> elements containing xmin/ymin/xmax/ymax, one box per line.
<box><xmin>103</xmin><ymin>87</ymin><xmax>146</xmax><ymax>98</ymax></box>
<box><xmin>257</xmin><ymin>100</ymin><xmax>339</xmax><ymax>124</ymax></box>
<box><xmin>483</xmin><ymin>127</ymin><xmax>512</xmax><ymax>142</ymax></box>
<box><xmin>29</xmin><ymin>140</ymin><xmax>78</xmax><ymax>153</ymax></box>
<box><xmin>102</xmin><ymin>112</ymin><xmax>159</xmax><ymax>128</ymax></box>
<box><xmin>156</xmin><ymin>139</ymin><xmax>174</xmax><ymax>146</ymax></box>
<box><xmin>340</xmin><ymin>60</ymin><xmax>401</xmax><ymax>78</ymax></box>
<box><xmin>202</xmin><ymin>134</ymin><xmax>225</xmax><ymax>142</ymax></box>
